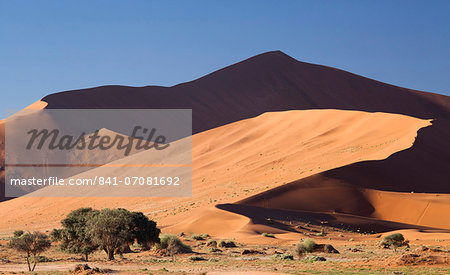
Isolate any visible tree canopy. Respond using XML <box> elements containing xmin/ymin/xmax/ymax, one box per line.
<box><xmin>9</xmin><ymin>231</ymin><xmax>51</xmax><ymax>271</ymax></box>
<box><xmin>50</xmin><ymin>207</ymin><xmax>98</xmax><ymax>261</ymax></box>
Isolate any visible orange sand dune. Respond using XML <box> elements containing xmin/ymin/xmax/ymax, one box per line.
<box><xmin>0</xmin><ymin>100</ymin><xmax>48</xmax><ymax>199</ymax></box>
<box><xmin>363</xmin><ymin>190</ymin><xmax>450</xmax><ymax>229</ymax></box>
<box><xmin>0</xmin><ymin>109</ymin><xmax>439</xmax><ymax>239</ymax></box>
<box><xmin>2</xmin><ymin>51</ymin><xmax>450</xmax><ymax>201</ymax></box>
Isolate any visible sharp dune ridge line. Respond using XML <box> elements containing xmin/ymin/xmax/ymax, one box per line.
<box><xmin>1</xmin><ymin>109</ymin><xmax>446</xmax><ymax>241</ymax></box>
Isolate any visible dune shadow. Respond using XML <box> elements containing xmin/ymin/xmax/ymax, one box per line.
<box><xmin>216</xmin><ymin>203</ymin><xmax>450</xmax><ymax>234</ymax></box>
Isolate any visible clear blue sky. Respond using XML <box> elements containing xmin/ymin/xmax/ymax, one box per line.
<box><xmin>1</xmin><ymin>0</ymin><xmax>449</xmax><ymax>117</ymax></box>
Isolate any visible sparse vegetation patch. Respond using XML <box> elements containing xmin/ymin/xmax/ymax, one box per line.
<box><xmin>296</xmin><ymin>238</ymin><xmax>316</xmax><ymax>256</ymax></box>
<box><xmin>218</xmin><ymin>240</ymin><xmax>237</xmax><ymax>248</ymax></box>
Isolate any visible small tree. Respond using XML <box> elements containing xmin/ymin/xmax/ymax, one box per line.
<box><xmin>9</xmin><ymin>231</ymin><xmax>51</xmax><ymax>271</ymax></box>
<box><xmin>86</xmin><ymin>208</ymin><xmax>134</xmax><ymax>260</ymax></box>
<box><xmin>380</xmin><ymin>233</ymin><xmax>409</xmax><ymax>252</ymax></box>
<box><xmin>50</xmin><ymin>207</ymin><xmax>99</xmax><ymax>261</ymax></box>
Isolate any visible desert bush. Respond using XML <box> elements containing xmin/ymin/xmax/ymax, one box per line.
<box><xmin>205</xmin><ymin>239</ymin><xmax>217</xmax><ymax>247</ymax></box>
<box><xmin>156</xmin><ymin>234</ymin><xmax>192</xmax><ymax>255</ymax></box>
<box><xmin>262</xmin><ymin>233</ymin><xmax>275</xmax><ymax>238</ymax></box>
<box><xmin>218</xmin><ymin>240</ymin><xmax>237</xmax><ymax>248</ymax></box>
<box><xmin>272</xmin><ymin>253</ymin><xmax>294</xmax><ymax>260</ymax></box>
<box><xmin>304</xmin><ymin>255</ymin><xmax>326</xmax><ymax>262</ymax></box>
<box><xmin>191</xmin><ymin>233</ymin><xmax>209</xmax><ymax>240</ymax></box>
<box><xmin>9</xmin><ymin>231</ymin><xmax>51</xmax><ymax>271</ymax></box>
<box><xmin>188</xmin><ymin>255</ymin><xmax>207</xmax><ymax>261</ymax></box>
<box><xmin>296</xmin><ymin>238</ymin><xmax>316</xmax><ymax>256</ymax></box>
<box><xmin>209</xmin><ymin>258</ymin><xmax>219</xmax><ymax>262</ymax></box>
<box><xmin>380</xmin><ymin>233</ymin><xmax>409</xmax><ymax>252</ymax></box>
<box><xmin>32</xmin><ymin>255</ymin><xmax>53</xmax><ymax>262</ymax></box>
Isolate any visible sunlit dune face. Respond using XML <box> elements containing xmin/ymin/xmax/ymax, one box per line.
<box><xmin>24</xmin><ymin>100</ymin><xmax>48</xmax><ymax>110</ymax></box>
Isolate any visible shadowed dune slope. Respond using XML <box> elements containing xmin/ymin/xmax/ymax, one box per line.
<box><xmin>237</xmin><ymin>176</ymin><xmax>450</xmax><ymax>230</ymax></box>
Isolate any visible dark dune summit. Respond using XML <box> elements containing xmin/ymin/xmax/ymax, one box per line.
<box><xmin>42</xmin><ymin>51</ymin><xmax>450</xmax><ymax>132</ymax></box>
<box><xmin>1</xmin><ymin>51</ymin><xmax>450</xmax><ymax>201</ymax></box>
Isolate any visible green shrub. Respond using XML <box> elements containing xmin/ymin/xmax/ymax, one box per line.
<box><xmin>380</xmin><ymin>233</ymin><xmax>409</xmax><ymax>252</ymax></box>
<box><xmin>262</xmin><ymin>233</ymin><xmax>275</xmax><ymax>238</ymax></box>
<box><xmin>191</xmin><ymin>233</ymin><xmax>209</xmax><ymax>240</ymax></box>
<box><xmin>304</xmin><ymin>255</ymin><xmax>326</xmax><ymax>262</ymax></box>
<box><xmin>32</xmin><ymin>255</ymin><xmax>52</xmax><ymax>263</ymax></box>
<box><xmin>272</xmin><ymin>253</ymin><xmax>294</xmax><ymax>260</ymax></box>
<box><xmin>205</xmin><ymin>239</ymin><xmax>217</xmax><ymax>247</ymax></box>
<box><xmin>209</xmin><ymin>258</ymin><xmax>219</xmax><ymax>262</ymax></box>
<box><xmin>296</xmin><ymin>238</ymin><xmax>316</xmax><ymax>256</ymax></box>
<box><xmin>218</xmin><ymin>240</ymin><xmax>236</xmax><ymax>248</ymax></box>
<box><xmin>188</xmin><ymin>255</ymin><xmax>207</xmax><ymax>261</ymax></box>
<box><xmin>157</xmin><ymin>234</ymin><xmax>191</xmax><ymax>255</ymax></box>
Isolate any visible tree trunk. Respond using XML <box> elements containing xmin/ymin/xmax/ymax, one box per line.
<box><xmin>26</xmin><ymin>252</ymin><xmax>31</xmax><ymax>271</ymax></box>
<box><xmin>31</xmin><ymin>259</ymin><xmax>37</xmax><ymax>271</ymax></box>
<box><xmin>85</xmin><ymin>253</ymin><xmax>89</xmax><ymax>262</ymax></box>
<box><xmin>107</xmin><ymin>248</ymin><xmax>115</xmax><ymax>260</ymax></box>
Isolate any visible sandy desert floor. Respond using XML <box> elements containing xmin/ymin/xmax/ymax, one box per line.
<box><xmin>1</xmin><ymin>228</ymin><xmax>449</xmax><ymax>274</ymax></box>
